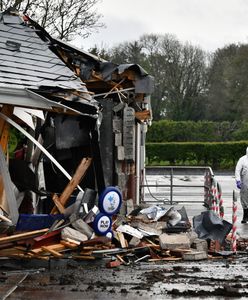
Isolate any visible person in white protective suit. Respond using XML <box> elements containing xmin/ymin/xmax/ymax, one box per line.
<box><xmin>235</xmin><ymin>146</ymin><xmax>248</xmax><ymax>223</ymax></box>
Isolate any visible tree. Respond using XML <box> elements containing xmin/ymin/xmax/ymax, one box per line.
<box><xmin>0</xmin><ymin>0</ymin><xmax>103</xmax><ymax>41</ymax></box>
<box><xmin>206</xmin><ymin>44</ymin><xmax>248</xmax><ymax>121</ymax></box>
<box><xmin>104</xmin><ymin>40</ymin><xmax>145</xmax><ymax>65</ymax></box>
<box><xmin>99</xmin><ymin>34</ymin><xmax>208</xmax><ymax>120</ymax></box>
<box><xmin>140</xmin><ymin>34</ymin><xmax>208</xmax><ymax>120</ymax></box>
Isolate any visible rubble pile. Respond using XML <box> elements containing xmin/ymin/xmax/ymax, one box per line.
<box><xmin>0</xmin><ymin>196</ymin><xmax>235</xmax><ymax>267</ymax></box>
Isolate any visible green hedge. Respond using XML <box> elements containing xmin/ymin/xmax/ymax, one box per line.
<box><xmin>146</xmin><ymin>120</ymin><xmax>248</xmax><ymax>142</ymax></box>
<box><xmin>146</xmin><ymin>141</ymin><xmax>248</xmax><ymax>169</ymax></box>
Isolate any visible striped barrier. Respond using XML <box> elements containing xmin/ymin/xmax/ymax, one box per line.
<box><xmin>232</xmin><ymin>190</ymin><xmax>238</xmax><ymax>253</ymax></box>
<box><xmin>217</xmin><ymin>182</ymin><xmax>224</xmax><ymax>219</ymax></box>
<box><xmin>209</xmin><ymin>177</ymin><xmax>224</xmax><ymax>219</ymax></box>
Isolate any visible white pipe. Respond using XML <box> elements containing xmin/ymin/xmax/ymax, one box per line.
<box><xmin>135</xmin><ymin>123</ymin><xmax>141</xmax><ymax>206</ymax></box>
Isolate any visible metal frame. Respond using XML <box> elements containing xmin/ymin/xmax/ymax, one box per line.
<box><xmin>141</xmin><ymin>166</ymin><xmax>214</xmax><ymax>205</ymax></box>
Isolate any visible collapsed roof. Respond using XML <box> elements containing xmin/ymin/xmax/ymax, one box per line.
<box><xmin>0</xmin><ymin>10</ymin><xmax>99</xmax><ymax>117</ymax></box>
<box><xmin>0</xmin><ymin>9</ymin><xmax>154</xmax><ymax>120</ymax></box>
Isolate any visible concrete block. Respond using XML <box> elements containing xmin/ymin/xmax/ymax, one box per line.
<box><xmin>113</xmin><ymin>117</ymin><xmax>122</xmax><ymax>132</ymax></box>
<box><xmin>71</xmin><ymin>218</ymin><xmax>94</xmax><ymax>239</ymax></box>
<box><xmin>117</xmin><ymin>146</ymin><xmax>125</xmax><ymax>160</ymax></box>
<box><xmin>126</xmin><ymin>199</ymin><xmax>134</xmax><ymax>215</ymax></box>
<box><xmin>182</xmin><ymin>251</ymin><xmax>208</xmax><ymax>261</ymax></box>
<box><xmin>159</xmin><ymin>233</ymin><xmax>190</xmax><ymax>250</ymax></box>
<box><xmin>129</xmin><ymin>236</ymin><xmax>141</xmax><ymax>248</ymax></box>
<box><xmin>192</xmin><ymin>238</ymin><xmax>208</xmax><ymax>252</ymax></box>
<box><xmin>187</xmin><ymin>230</ymin><xmax>198</xmax><ymax>244</ymax></box>
<box><xmin>115</xmin><ymin>132</ymin><xmax>122</xmax><ymax>146</ymax></box>
<box><xmin>61</xmin><ymin>227</ymin><xmax>88</xmax><ymax>243</ymax></box>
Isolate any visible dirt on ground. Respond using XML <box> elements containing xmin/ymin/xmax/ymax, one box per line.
<box><xmin>1</xmin><ymin>253</ymin><xmax>248</xmax><ymax>300</ymax></box>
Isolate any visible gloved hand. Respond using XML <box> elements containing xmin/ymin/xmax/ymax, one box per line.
<box><xmin>236</xmin><ymin>180</ymin><xmax>242</xmax><ymax>189</ymax></box>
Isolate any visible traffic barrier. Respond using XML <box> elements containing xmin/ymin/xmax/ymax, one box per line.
<box><xmin>217</xmin><ymin>182</ymin><xmax>224</xmax><ymax>219</ymax></box>
<box><xmin>208</xmin><ymin>177</ymin><xmax>224</xmax><ymax>219</ymax></box>
<box><xmin>232</xmin><ymin>190</ymin><xmax>238</xmax><ymax>253</ymax></box>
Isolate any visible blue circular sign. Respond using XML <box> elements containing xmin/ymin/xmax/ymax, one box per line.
<box><xmin>93</xmin><ymin>213</ymin><xmax>112</xmax><ymax>235</ymax></box>
<box><xmin>99</xmin><ymin>186</ymin><xmax>122</xmax><ymax>216</ymax></box>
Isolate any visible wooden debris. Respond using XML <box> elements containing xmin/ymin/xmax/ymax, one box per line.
<box><xmin>41</xmin><ymin>246</ymin><xmax>64</xmax><ymax>258</ymax></box>
<box><xmin>73</xmin><ymin>255</ymin><xmax>96</xmax><ymax>260</ymax></box>
<box><xmin>52</xmin><ymin>194</ymin><xmax>65</xmax><ymax>214</ymax></box>
<box><xmin>51</xmin><ymin>157</ymin><xmax>92</xmax><ymax>214</ymax></box>
<box><xmin>28</xmin><ymin>229</ymin><xmax>61</xmax><ymax>249</ymax></box>
<box><xmin>116</xmin><ymin>232</ymin><xmax>128</xmax><ymax>248</ymax></box>
<box><xmin>148</xmin><ymin>257</ymin><xmax>182</xmax><ymax>262</ymax></box>
<box><xmin>30</xmin><ymin>243</ymin><xmax>65</xmax><ymax>255</ymax></box>
<box><xmin>0</xmin><ymin>228</ymin><xmax>48</xmax><ymax>245</ymax></box>
<box><xmin>60</xmin><ymin>240</ymin><xmax>78</xmax><ymax>249</ymax></box>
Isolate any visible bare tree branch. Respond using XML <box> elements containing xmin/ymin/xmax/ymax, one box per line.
<box><xmin>1</xmin><ymin>0</ymin><xmax>103</xmax><ymax>41</ymax></box>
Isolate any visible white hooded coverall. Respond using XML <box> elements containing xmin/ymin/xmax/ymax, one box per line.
<box><xmin>235</xmin><ymin>147</ymin><xmax>248</xmax><ymax>209</ymax></box>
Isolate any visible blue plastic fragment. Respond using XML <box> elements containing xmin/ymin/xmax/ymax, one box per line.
<box><xmin>16</xmin><ymin>214</ymin><xmax>65</xmax><ymax>231</ymax></box>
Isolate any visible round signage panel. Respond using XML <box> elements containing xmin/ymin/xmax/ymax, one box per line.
<box><xmin>99</xmin><ymin>186</ymin><xmax>122</xmax><ymax>216</ymax></box>
<box><xmin>93</xmin><ymin>213</ymin><xmax>112</xmax><ymax>235</ymax></box>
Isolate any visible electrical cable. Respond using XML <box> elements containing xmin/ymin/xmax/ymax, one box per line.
<box><xmin>144</xmin><ymin>173</ymin><xmax>171</xmax><ymax>203</ymax></box>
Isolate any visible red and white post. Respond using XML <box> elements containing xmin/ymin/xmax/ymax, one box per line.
<box><xmin>211</xmin><ymin>178</ymin><xmax>218</xmax><ymax>214</ymax></box>
<box><xmin>217</xmin><ymin>182</ymin><xmax>224</xmax><ymax>219</ymax></box>
<box><xmin>232</xmin><ymin>190</ymin><xmax>238</xmax><ymax>253</ymax></box>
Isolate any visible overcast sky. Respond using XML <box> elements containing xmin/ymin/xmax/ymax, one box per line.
<box><xmin>73</xmin><ymin>0</ymin><xmax>248</xmax><ymax>53</ymax></box>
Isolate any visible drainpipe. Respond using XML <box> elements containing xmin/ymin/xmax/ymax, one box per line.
<box><xmin>135</xmin><ymin>122</ymin><xmax>141</xmax><ymax>206</ymax></box>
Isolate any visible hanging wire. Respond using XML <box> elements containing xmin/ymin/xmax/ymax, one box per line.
<box><xmin>144</xmin><ymin>173</ymin><xmax>170</xmax><ymax>203</ymax></box>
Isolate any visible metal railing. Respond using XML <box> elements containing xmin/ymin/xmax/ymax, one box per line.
<box><xmin>141</xmin><ymin>166</ymin><xmax>214</xmax><ymax>206</ymax></box>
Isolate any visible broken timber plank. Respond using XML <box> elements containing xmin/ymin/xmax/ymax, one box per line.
<box><xmin>148</xmin><ymin>257</ymin><xmax>182</xmax><ymax>262</ymax></box>
<box><xmin>0</xmin><ymin>228</ymin><xmax>48</xmax><ymax>245</ymax></box>
<box><xmin>51</xmin><ymin>157</ymin><xmax>92</xmax><ymax>214</ymax></box>
<box><xmin>52</xmin><ymin>194</ymin><xmax>65</xmax><ymax>214</ymax></box>
<box><xmin>60</xmin><ymin>240</ymin><xmax>78</xmax><ymax>249</ymax></box>
<box><xmin>116</xmin><ymin>232</ymin><xmax>128</xmax><ymax>248</ymax></box>
<box><xmin>27</xmin><ymin>229</ymin><xmax>61</xmax><ymax>249</ymax></box>
<box><xmin>41</xmin><ymin>246</ymin><xmax>63</xmax><ymax>258</ymax></box>
<box><xmin>0</xmin><ymin>105</ymin><xmax>13</xmax><ymax>153</ymax></box>
<box><xmin>73</xmin><ymin>255</ymin><xmax>96</xmax><ymax>260</ymax></box>
<box><xmin>30</xmin><ymin>243</ymin><xmax>65</xmax><ymax>254</ymax></box>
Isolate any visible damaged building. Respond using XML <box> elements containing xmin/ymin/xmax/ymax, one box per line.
<box><xmin>0</xmin><ymin>9</ymin><xmax>154</xmax><ymax>228</ymax></box>
<box><xmin>0</xmin><ymin>10</ymin><xmax>238</xmax><ymax>279</ymax></box>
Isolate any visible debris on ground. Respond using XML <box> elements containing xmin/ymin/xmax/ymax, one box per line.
<box><xmin>0</xmin><ymin>198</ymin><xmax>237</xmax><ymax>268</ymax></box>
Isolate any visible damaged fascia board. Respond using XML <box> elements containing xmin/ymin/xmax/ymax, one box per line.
<box><xmin>0</xmin><ymin>87</ymin><xmax>64</xmax><ymax>111</ymax></box>
<box><xmin>27</xmin><ymin>89</ymin><xmax>99</xmax><ymax>118</ymax></box>
<box><xmin>0</xmin><ymin>88</ymin><xmax>97</xmax><ymax>118</ymax></box>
